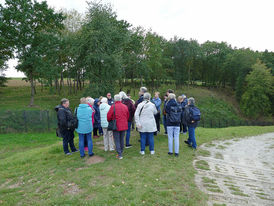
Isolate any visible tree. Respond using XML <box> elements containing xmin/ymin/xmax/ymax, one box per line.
<box><xmin>78</xmin><ymin>1</ymin><xmax>131</xmax><ymax>97</ymax></box>
<box><xmin>0</xmin><ymin>0</ymin><xmax>64</xmax><ymax>106</ymax></box>
<box><xmin>240</xmin><ymin>60</ymin><xmax>273</xmax><ymax>118</ymax></box>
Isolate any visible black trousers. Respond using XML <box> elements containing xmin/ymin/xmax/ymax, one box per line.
<box><xmin>61</xmin><ymin>129</ymin><xmax>77</xmax><ymax>154</ymax></box>
<box><xmin>154</xmin><ymin>112</ymin><xmax>161</xmax><ymax>132</ymax></box>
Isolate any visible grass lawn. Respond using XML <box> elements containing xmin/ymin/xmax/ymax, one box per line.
<box><xmin>0</xmin><ymin>126</ymin><xmax>273</xmax><ymax>205</ymax></box>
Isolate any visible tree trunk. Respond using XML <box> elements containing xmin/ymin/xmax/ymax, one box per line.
<box><xmin>188</xmin><ymin>64</ymin><xmax>191</xmax><ymax>89</ymax></box>
<box><xmin>29</xmin><ymin>76</ymin><xmax>35</xmax><ymax>107</ymax></box>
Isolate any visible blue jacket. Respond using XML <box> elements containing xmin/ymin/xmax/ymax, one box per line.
<box><xmin>183</xmin><ymin>104</ymin><xmax>198</xmax><ymax>128</ymax></box>
<box><xmin>93</xmin><ymin>99</ymin><xmax>101</xmax><ymax>128</ymax></box>
<box><xmin>99</xmin><ymin>103</ymin><xmax>111</xmax><ymax>128</ymax></box>
<box><xmin>165</xmin><ymin>99</ymin><xmax>181</xmax><ymax>127</ymax></box>
<box><xmin>76</xmin><ymin>104</ymin><xmax>93</xmax><ymax>134</ymax></box>
<box><xmin>152</xmin><ymin>97</ymin><xmax>162</xmax><ymax>113</ymax></box>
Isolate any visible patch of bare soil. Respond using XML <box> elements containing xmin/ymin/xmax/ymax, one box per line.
<box><xmin>194</xmin><ymin>133</ymin><xmax>274</xmax><ymax>206</ymax></box>
<box><xmin>86</xmin><ymin>156</ymin><xmax>105</xmax><ymax>165</ymax></box>
<box><xmin>62</xmin><ymin>183</ymin><xmax>81</xmax><ymax>195</ymax></box>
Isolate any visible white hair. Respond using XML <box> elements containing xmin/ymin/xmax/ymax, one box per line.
<box><xmin>140</xmin><ymin>87</ymin><xmax>147</xmax><ymax>93</ymax></box>
<box><xmin>119</xmin><ymin>91</ymin><xmax>128</xmax><ymax>100</ymax></box>
<box><xmin>114</xmin><ymin>94</ymin><xmax>121</xmax><ymax>102</ymax></box>
<box><xmin>188</xmin><ymin>97</ymin><xmax>195</xmax><ymax>105</ymax></box>
<box><xmin>143</xmin><ymin>92</ymin><xmax>151</xmax><ymax>100</ymax></box>
<box><xmin>86</xmin><ymin>97</ymin><xmax>95</xmax><ymax>105</ymax></box>
<box><xmin>168</xmin><ymin>93</ymin><xmax>176</xmax><ymax>100</ymax></box>
<box><xmin>101</xmin><ymin>97</ymin><xmax>108</xmax><ymax>104</ymax></box>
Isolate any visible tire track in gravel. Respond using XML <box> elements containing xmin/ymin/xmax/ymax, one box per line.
<box><xmin>194</xmin><ymin>132</ymin><xmax>274</xmax><ymax>206</ymax></box>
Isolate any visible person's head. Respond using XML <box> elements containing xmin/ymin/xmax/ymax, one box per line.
<box><xmin>139</xmin><ymin>87</ymin><xmax>147</xmax><ymax>96</ymax></box>
<box><xmin>143</xmin><ymin>92</ymin><xmax>151</xmax><ymax>101</ymax></box>
<box><xmin>164</xmin><ymin>95</ymin><xmax>168</xmax><ymax>100</ymax></box>
<box><xmin>80</xmin><ymin>97</ymin><xmax>87</xmax><ymax>104</ymax></box>
<box><xmin>119</xmin><ymin>91</ymin><xmax>128</xmax><ymax>100</ymax></box>
<box><xmin>101</xmin><ymin>97</ymin><xmax>108</xmax><ymax>104</ymax></box>
<box><xmin>178</xmin><ymin>96</ymin><xmax>183</xmax><ymax>103</ymax></box>
<box><xmin>86</xmin><ymin>97</ymin><xmax>95</xmax><ymax>105</ymax></box>
<box><xmin>114</xmin><ymin>94</ymin><xmax>121</xmax><ymax>102</ymax></box>
<box><xmin>188</xmin><ymin>97</ymin><xmax>195</xmax><ymax>105</ymax></box>
<box><xmin>182</xmin><ymin>94</ymin><xmax>186</xmax><ymax>100</ymax></box>
<box><xmin>154</xmin><ymin>92</ymin><xmax>160</xmax><ymax>98</ymax></box>
<box><xmin>107</xmin><ymin>93</ymin><xmax>112</xmax><ymax>99</ymax></box>
<box><xmin>127</xmin><ymin>94</ymin><xmax>131</xmax><ymax>99</ymax></box>
<box><xmin>61</xmin><ymin>98</ymin><xmax>69</xmax><ymax>108</ymax></box>
<box><xmin>166</xmin><ymin>89</ymin><xmax>174</xmax><ymax>96</ymax></box>
<box><xmin>168</xmin><ymin>93</ymin><xmax>176</xmax><ymax>100</ymax></box>
<box><xmin>99</xmin><ymin>96</ymin><xmax>103</xmax><ymax>101</ymax></box>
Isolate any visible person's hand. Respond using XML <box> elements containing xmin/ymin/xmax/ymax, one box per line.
<box><xmin>191</xmin><ymin>120</ymin><xmax>195</xmax><ymax>123</ymax></box>
<box><xmin>137</xmin><ymin>124</ymin><xmax>142</xmax><ymax>129</ymax></box>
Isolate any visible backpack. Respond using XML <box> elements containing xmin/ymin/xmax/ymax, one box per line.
<box><xmin>69</xmin><ymin>108</ymin><xmax>78</xmax><ymax>129</ymax></box>
<box><xmin>168</xmin><ymin>103</ymin><xmax>182</xmax><ymax>124</ymax></box>
<box><xmin>189</xmin><ymin>107</ymin><xmax>201</xmax><ymax>122</ymax></box>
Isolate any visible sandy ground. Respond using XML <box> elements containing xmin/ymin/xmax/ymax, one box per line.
<box><xmin>194</xmin><ymin>133</ymin><xmax>274</xmax><ymax>206</ymax></box>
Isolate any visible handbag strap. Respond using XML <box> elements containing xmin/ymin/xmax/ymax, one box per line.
<box><xmin>139</xmin><ymin>101</ymin><xmax>149</xmax><ymax>117</ymax></box>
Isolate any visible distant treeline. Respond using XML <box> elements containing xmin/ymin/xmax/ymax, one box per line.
<box><xmin>0</xmin><ymin>0</ymin><xmax>273</xmax><ymax>118</ymax></box>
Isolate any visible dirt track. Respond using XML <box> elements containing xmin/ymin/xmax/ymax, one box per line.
<box><xmin>194</xmin><ymin>133</ymin><xmax>274</xmax><ymax>206</ymax></box>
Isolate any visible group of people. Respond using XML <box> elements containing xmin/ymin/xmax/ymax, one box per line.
<box><xmin>55</xmin><ymin>87</ymin><xmax>201</xmax><ymax>159</ymax></box>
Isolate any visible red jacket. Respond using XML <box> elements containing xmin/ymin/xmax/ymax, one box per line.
<box><xmin>107</xmin><ymin>101</ymin><xmax>129</xmax><ymax>131</ymax></box>
<box><xmin>88</xmin><ymin>103</ymin><xmax>95</xmax><ymax>125</ymax></box>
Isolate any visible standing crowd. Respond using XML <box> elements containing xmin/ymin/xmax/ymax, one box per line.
<box><xmin>55</xmin><ymin>87</ymin><xmax>201</xmax><ymax>159</ymax></box>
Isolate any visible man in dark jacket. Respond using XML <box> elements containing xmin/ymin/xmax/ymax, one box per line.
<box><xmin>183</xmin><ymin>97</ymin><xmax>199</xmax><ymax>149</ymax></box>
<box><xmin>55</xmin><ymin>98</ymin><xmax>77</xmax><ymax>155</ymax></box>
<box><xmin>181</xmin><ymin>94</ymin><xmax>188</xmax><ymax>134</ymax></box>
<box><xmin>107</xmin><ymin>93</ymin><xmax>114</xmax><ymax>106</ymax></box>
<box><xmin>135</xmin><ymin>87</ymin><xmax>147</xmax><ymax>108</ymax></box>
<box><xmin>163</xmin><ymin>89</ymin><xmax>174</xmax><ymax>135</ymax></box>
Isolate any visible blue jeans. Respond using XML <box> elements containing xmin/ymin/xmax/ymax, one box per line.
<box><xmin>188</xmin><ymin>126</ymin><xmax>197</xmax><ymax>149</ymax></box>
<box><xmin>79</xmin><ymin>133</ymin><xmax>93</xmax><ymax>157</ymax></box>
<box><xmin>126</xmin><ymin>122</ymin><xmax>132</xmax><ymax>145</ymax></box>
<box><xmin>163</xmin><ymin>115</ymin><xmax>167</xmax><ymax>133</ymax></box>
<box><xmin>140</xmin><ymin>132</ymin><xmax>154</xmax><ymax>152</ymax></box>
<box><xmin>167</xmin><ymin>126</ymin><xmax>180</xmax><ymax>154</ymax></box>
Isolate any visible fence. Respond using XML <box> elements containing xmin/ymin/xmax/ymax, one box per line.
<box><xmin>0</xmin><ymin>110</ymin><xmax>273</xmax><ymax>134</ymax></box>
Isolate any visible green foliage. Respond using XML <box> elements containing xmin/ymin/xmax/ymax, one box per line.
<box><xmin>240</xmin><ymin>60</ymin><xmax>273</xmax><ymax>118</ymax></box>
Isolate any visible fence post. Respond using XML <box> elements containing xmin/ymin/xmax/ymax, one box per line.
<box><xmin>47</xmin><ymin>110</ymin><xmax>50</xmax><ymax>131</ymax></box>
<box><xmin>23</xmin><ymin>110</ymin><xmax>27</xmax><ymax>132</ymax></box>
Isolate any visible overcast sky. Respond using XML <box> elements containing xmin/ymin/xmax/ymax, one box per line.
<box><xmin>2</xmin><ymin>0</ymin><xmax>274</xmax><ymax>77</ymax></box>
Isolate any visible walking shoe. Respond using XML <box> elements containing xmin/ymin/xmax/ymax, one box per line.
<box><xmin>110</xmin><ymin>149</ymin><xmax>115</xmax><ymax>151</ymax></box>
<box><xmin>140</xmin><ymin>151</ymin><xmax>145</xmax><ymax>155</ymax></box>
<box><xmin>175</xmin><ymin>153</ymin><xmax>179</xmax><ymax>157</ymax></box>
<box><xmin>118</xmin><ymin>156</ymin><xmax>123</xmax><ymax>160</ymax></box>
<box><xmin>150</xmin><ymin>151</ymin><xmax>155</xmax><ymax>155</ymax></box>
<box><xmin>84</xmin><ymin>147</ymin><xmax>88</xmax><ymax>151</ymax></box>
<box><xmin>66</xmin><ymin>152</ymin><xmax>72</xmax><ymax>155</ymax></box>
<box><xmin>89</xmin><ymin>153</ymin><xmax>94</xmax><ymax>157</ymax></box>
<box><xmin>72</xmin><ymin>149</ymin><xmax>79</xmax><ymax>153</ymax></box>
<box><xmin>168</xmin><ymin>152</ymin><xmax>173</xmax><ymax>155</ymax></box>
<box><xmin>80</xmin><ymin>155</ymin><xmax>85</xmax><ymax>158</ymax></box>
<box><xmin>93</xmin><ymin>135</ymin><xmax>99</xmax><ymax>139</ymax></box>
<box><xmin>184</xmin><ymin>140</ymin><xmax>190</xmax><ymax>145</ymax></box>
<box><xmin>125</xmin><ymin>144</ymin><xmax>132</xmax><ymax>149</ymax></box>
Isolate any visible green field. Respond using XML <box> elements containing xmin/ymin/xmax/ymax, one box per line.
<box><xmin>0</xmin><ymin>126</ymin><xmax>273</xmax><ymax>205</ymax></box>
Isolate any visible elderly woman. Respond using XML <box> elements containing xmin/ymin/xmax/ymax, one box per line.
<box><xmin>107</xmin><ymin>95</ymin><xmax>129</xmax><ymax>159</ymax></box>
<box><xmin>76</xmin><ymin>97</ymin><xmax>94</xmax><ymax>158</ymax></box>
<box><xmin>183</xmin><ymin>97</ymin><xmax>200</xmax><ymax>150</ymax></box>
<box><xmin>166</xmin><ymin>93</ymin><xmax>182</xmax><ymax>157</ymax></box>
<box><xmin>119</xmin><ymin>91</ymin><xmax>136</xmax><ymax>148</ymax></box>
<box><xmin>135</xmin><ymin>92</ymin><xmax>157</xmax><ymax>155</ymax></box>
<box><xmin>100</xmin><ymin>97</ymin><xmax>114</xmax><ymax>151</ymax></box>
<box><xmin>93</xmin><ymin>98</ymin><xmax>101</xmax><ymax>138</ymax></box>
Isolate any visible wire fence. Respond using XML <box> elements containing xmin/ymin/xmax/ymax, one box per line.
<box><xmin>0</xmin><ymin>110</ymin><xmax>273</xmax><ymax>134</ymax></box>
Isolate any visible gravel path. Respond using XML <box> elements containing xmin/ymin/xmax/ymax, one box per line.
<box><xmin>194</xmin><ymin>133</ymin><xmax>274</xmax><ymax>206</ymax></box>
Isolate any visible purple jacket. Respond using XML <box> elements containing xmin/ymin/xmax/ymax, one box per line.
<box><xmin>122</xmin><ymin>98</ymin><xmax>136</xmax><ymax>122</ymax></box>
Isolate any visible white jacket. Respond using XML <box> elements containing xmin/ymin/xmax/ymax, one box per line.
<box><xmin>134</xmin><ymin>100</ymin><xmax>157</xmax><ymax>133</ymax></box>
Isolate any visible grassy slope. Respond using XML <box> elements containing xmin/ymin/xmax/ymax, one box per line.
<box><xmin>0</xmin><ymin>83</ymin><xmax>242</xmax><ymax>121</ymax></box>
<box><xmin>0</xmin><ymin>126</ymin><xmax>273</xmax><ymax>205</ymax></box>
